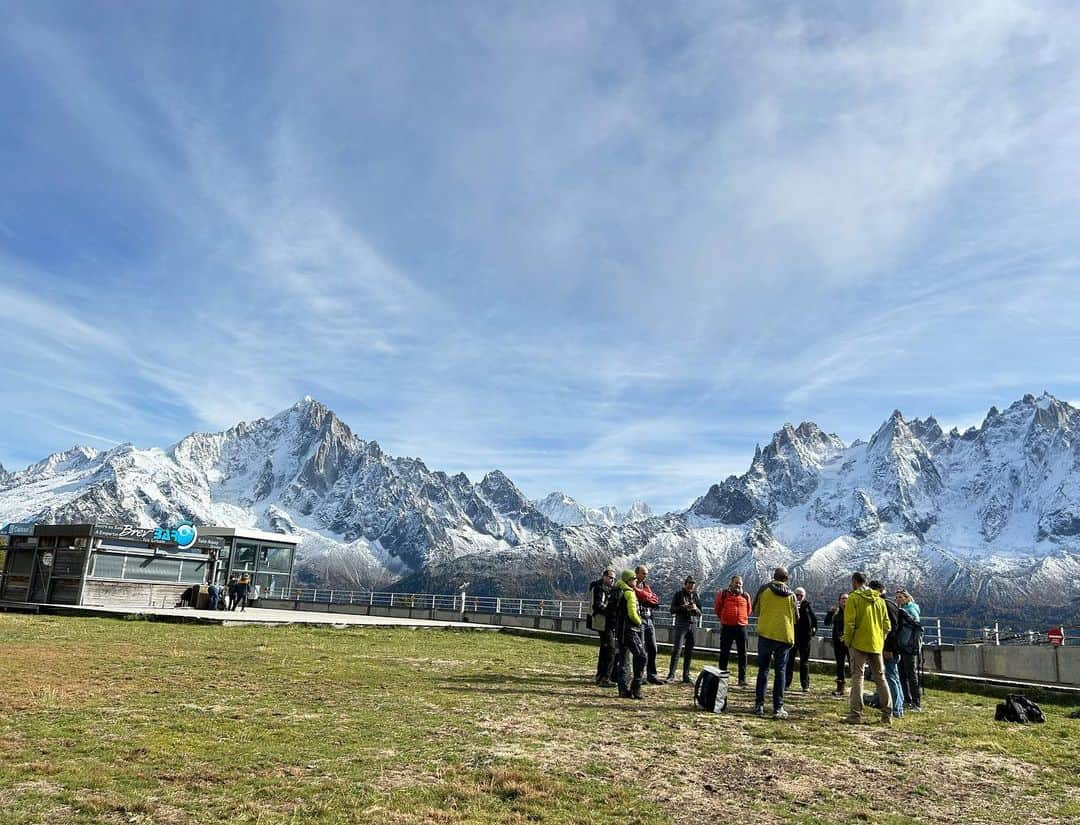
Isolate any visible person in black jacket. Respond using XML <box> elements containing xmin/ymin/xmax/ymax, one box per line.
<box><xmin>785</xmin><ymin>587</ymin><xmax>818</xmax><ymax>691</ymax></box>
<box><xmin>824</xmin><ymin>593</ymin><xmax>849</xmax><ymax>696</ymax></box>
<box><xmin>665</xmin><ymin>576</ymin><xmax>702</xmax><ymax>684</ymax></box>
<box><xmin>588</xmin><ymin>569</ymin><xmax>617</xmax><ymax>686</ymax></box>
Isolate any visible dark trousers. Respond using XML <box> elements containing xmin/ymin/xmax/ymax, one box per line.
<box><xmin>616</xmin><ymin>630</ymin><xmax>647</xmax><ymax>695</ymax></box>
<box><xmin>898</xmin><ymin>650</ymin><xmax>921</xmax><ymax>707</ymax></box>
<box><xmin>718</xmin><ymin>625</ymin><xmax>748</xmax><ymax>683</ymax></box>
<box><xmin>595</xmin><ymin>629</ymin><xmax>617</xmax><ymax>682</ymax></box>
<box><xmin>667</xmin><ymin>621</ymin><xmax>695</xmax><ymax>679</ymax></box>
<box><xmin>755</xmin><ymin>637</ymin><xmax>791</xmax><ymax>711</ymax></box>
<box><xmin>785</xmin><ymin>636</ymin><xmax>812</xmax><ymax>690</ymax></box>
<box><xmin>834</xmin><ymin>639</ymin><xmax>849</xmax><ymax>686</ymax></box>
<box><xmin>642</xmin><ymin>616</ymin><xmax>658</xmax><ymax>678</ymax></box>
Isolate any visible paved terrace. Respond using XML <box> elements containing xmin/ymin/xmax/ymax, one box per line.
<box><xmin>0</xmin><ymin>602</ymin><xmax>498</xmax><ymax>631</ymax></box>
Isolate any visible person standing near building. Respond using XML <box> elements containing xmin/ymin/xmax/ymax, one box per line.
<box><xmin>227</xmin><ymin>576</ymin><xmax>239</xmax><ymax>611</ymax></box>
<box><xmin>751</xmin><ymin>567</ymin><xmax>798</xmax><ymax>718</ymax></box>
<box><xmin>588</xmin><ymin>569</ymin><xmax>617</xmax><ymax>686</ymax></box>
<box><xmin>666</xmin><ymin>576</ymin><xmax>702</xmax><ymax>684</ymax></box>
<box><xmin>825</xmin><ymin>593</ymin><xmax>849</xmax><ymax>696</ymax></box>
<box><xmin>715</xmin><ymin>575</ymin><xmax>752</xmax><ymax>686</ymax></box>
<box><xmin>633</xmin><ymin>565</ymin><xmax>663</xmax><ymax>685</ymax></box>
<box><xmin>613</xmin><ymin>569</ymin><xmax>647</xmax><ymax>700</ymax></box>
<box><xmin>843</xmin><ymin>572</ymin><xmax>892</xmax><ymax>724</ymax></box>
<box><xmin>234</xmin><ymin>576</ymin><xmax>251</xmax><ymax>612</ymax></box>
<box><xmin>785</xmin><ymin>587</ymin><xmax>818</xmax><ymax>692</ymax></box>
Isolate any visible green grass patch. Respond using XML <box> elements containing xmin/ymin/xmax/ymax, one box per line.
<box><xmin>0</xmin><ymin>615</ymin><xmax>1077</xmax><ymax>824</ymax></box>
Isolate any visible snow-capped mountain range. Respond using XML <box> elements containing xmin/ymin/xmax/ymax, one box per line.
<box><xmin>2</xmin><ymin>393</ymin><xmax>1079</xmax><ymax>620</ymax></box>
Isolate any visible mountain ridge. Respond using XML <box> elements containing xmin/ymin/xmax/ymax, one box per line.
<box><xmin>2</xmin><ymin>393</ymin><xmax>1079</xmax><ymax>620</ymax></box>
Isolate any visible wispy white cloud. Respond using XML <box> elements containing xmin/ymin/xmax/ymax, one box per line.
<box><xmin>2</xmin><ymin>2</ymin><xmax>1080</xmax><ymax>511</ymax></box>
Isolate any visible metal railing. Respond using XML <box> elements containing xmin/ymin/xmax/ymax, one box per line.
<box><xmin>267</xmin><ymin>587</ymin><xmax>1075</xmax><ymax>647</ymax></box>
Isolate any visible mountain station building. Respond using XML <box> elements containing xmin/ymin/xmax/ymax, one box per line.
<box><xmin>0</xmin><ymin>522</ymin><xmax>299</xmax><ymax>608</ymax></box>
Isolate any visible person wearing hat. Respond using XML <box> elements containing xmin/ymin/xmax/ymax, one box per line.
<box><xmin>666</xmin><ymin>575</ymin><xmax>702</xmax><ymax>684</ymax></box>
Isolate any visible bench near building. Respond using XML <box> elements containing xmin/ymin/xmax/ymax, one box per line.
<box><xmin>0</xmin><ymin>522</ymin><xmax>299</xmax><ymax>609</ymax></box>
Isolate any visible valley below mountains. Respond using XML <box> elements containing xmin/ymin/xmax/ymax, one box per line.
<box><xmin>2</xmin><ymin>393</ymin><xmax>1079</xmax><ymax>623</ymax></box>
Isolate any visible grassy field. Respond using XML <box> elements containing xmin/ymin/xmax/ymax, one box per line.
<box><xmin>0</xmin><ymin>615</ymin><xmax>1077</xmax><ymax>825</ymax></box>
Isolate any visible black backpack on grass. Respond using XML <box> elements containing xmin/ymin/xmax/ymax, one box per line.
<box><xmin>995</xmin><ymin>694</ymin><xmax>1045</xmax><ymax>724</ymax></box>
<box><xmin>694</xmin><ymin>666</ymin><xmax>729</xmax><ymax>713</ymax></box>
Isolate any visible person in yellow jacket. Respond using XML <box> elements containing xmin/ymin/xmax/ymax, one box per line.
<box><xmin>842</xmin><ymin>571</ymin><xmax>893</xmax><ymax>724</ymax></box>
<box><xmin>751</xmin><ymin>566</ymin><xmax>798</xmax><ymax>718</ymax></box>
<box><xmin>613</xmin><ymin>570</ymin><xmax>647</xmax><ymax>700</ymax></box>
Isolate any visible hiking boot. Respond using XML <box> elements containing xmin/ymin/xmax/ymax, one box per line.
<box><xmin>880</xmin><ymin>710</ymin><xmax>892</xmax><ymax>725</ymax></box>
<box><xmin>598</xmin><ymin>679</ymin><xmax>617</xmax><ymax>688</ymax></box>
<box><xmin>682</xmin><ymin>676</ymin><xmax>692</xmax><ymax>684</ymax></box>
<box><xmin>773</xmin><ymin>706</ymin><xmax>789</xmax><ymax>719</ymax></box>
<box><xmin>753</xmin><ymin>704</ymin><xmax>765</xmax><ymax>716</ymax></box>
<box><xmin>646</xmin><ymin>675</ymin><xmax>665</xmax><ymax>685</ymax></box>
<box><xmin>630</xmin><ymin>681</ymin><xmax>644</xmax><ymax>700</ymax></box>
<box><xmin>842</xmin><ymin>714</ymin><xmax>862</xmax><ymax>724</ymax></box>
<box><xmin>665</xmin><ymin>673</ymin><xmax>676</xmax><ymax>684</ymax></box>
<box><xmin>738</xmin><ymin>680</ymin><xmax>749</xmax><ymax>687</ymax></box>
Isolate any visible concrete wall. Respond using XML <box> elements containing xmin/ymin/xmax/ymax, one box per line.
<box><xmin>257</xmin><ymin>599</ymin><xmax>1079</xmax><ymax>688</ymax></box>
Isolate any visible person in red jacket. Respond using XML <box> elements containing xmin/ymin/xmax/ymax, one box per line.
<box><xmin>634</xmin><ymin>565</ymin><xmax>663</xmax><ymax>684</ymax></box>
<box><xmin>714</xmin><ymin>575</ymin><xmax>752</xmax><ymax>686</ymax></box>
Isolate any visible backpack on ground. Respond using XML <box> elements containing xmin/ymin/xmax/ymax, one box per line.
<box><xmin>995</xmin><ymin>693</ymin><xmax>1043</xmax><ymax>723</ymax></box>
<box><xmin>694</xmin><ymin>666</ymin><xmax>729</xmax><ymax>713</ymax></box>
<box><xmin>895</xmin><ymin>609</ymin><xmax>923</xmax><ymax>655</ymax></box>
<box><xmin>1014</xmin><ymin>695</ymin><xmax>1045</xmax><ymax>723</ymax></box>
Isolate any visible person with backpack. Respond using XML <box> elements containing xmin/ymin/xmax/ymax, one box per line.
<box><xmin>824</xmin><ymin>593</ymin><xmax>849</xmax><ymax>696</ymax></box>
<box><xmin>785</xmin><ymin>587</ymin><xmax>818</xmax><ymax>692</ymax></box>
<box><xmin>842</xmin><ymin>572</ymin><xmax>892</xmax><ymax>725</ymax></box>
<box><xmin>874</xmin><ymin>581</ymin><xmax>904</xmax><ymax>718</ymax></box>
<box><xmin>613</xmin><ymin>569</ymin><xmax>647</xmax><ymax>699</ymax></box>
<box><xmin>633</xmin><ymin>566</ymin><xmax>663</xmax><ymax>685</ymax></box>
<box><xmin>751</xmin><ymin>567</ymin><xmax>798</xmax><ymax>718</ymax></box>
<box><xmin>715</xmin><ymin>575</ymin><xmax>752</xmax><ymax>686</ymax></box>
<box><xmin>895</xmin><ymin>589</ymin><xmax>923</xmax><ymax>710</ymax></box>
<box><xmin>588</xmin><ymin>569</ymin><xmax>617</xmax><ymax>687</ymax></box>
<box><xmin>666</xmin><ymin>576</ymin><xmax>702</xmax><ymax>684</ymax></box>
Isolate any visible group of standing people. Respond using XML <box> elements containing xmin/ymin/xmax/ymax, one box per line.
<box><xmin>200</xmin><ymin>576</ymin><xmax>254</xmax><ymax>611</ymax></box>
<box><xmin>589</xmin><ymin>565</ymin><xmax>923</xmax><ymax>723</ymax></box>
<box><xmin>590</xmin><ymin>566</ymin><xmax>701</xmax><ymax>699</ymax></box>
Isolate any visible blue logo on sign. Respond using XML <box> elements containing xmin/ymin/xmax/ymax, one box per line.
<box><xmin>153</xmin><ymin>520</ymin><xmax>198</xmax><ymax>550</ymax></box>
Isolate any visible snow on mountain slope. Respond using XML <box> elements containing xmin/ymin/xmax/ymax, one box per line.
<box><xmin>534</xmin><ymin>491</ymin><xmax>653</xmax><ymax>527</ymax></box>
<box><xmin>2</xmin><ymin>393</ymin><xmax>1079</xmax><ymax>618</ymax></box>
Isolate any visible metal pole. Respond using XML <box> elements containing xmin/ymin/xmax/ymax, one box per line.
<box><xmin>936</xmin><ymin>618</ymin><xmax>942</xmax><ymax>646</ymax></box>
<box><xmin>994</xmin><ymin>622</ymin><xmax>1000</xmax><ymax>645</ymax></box>
<box><xmin>495</xmin><ymin>597</ymin><xmax>501</xmax><ymax>614</ymax></box>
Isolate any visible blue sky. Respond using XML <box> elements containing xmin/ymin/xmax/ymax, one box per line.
<box><xmin>2</xmin><ymin>1</ymin><xmax>1080</xmax><ymax>512</ymax></box>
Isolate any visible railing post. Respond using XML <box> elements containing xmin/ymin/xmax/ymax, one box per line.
<box><xmin>495</xmin><ymin>597</ymin><xmax>501</xmax><ymax>614</ymax></box>
<box><xmin>349</xmin><ymin>592</ymin><xmax>353</xmax><ymax>604</ymax></box>
<box><xmin>460</xmin><ymin>589</ymin><xmax>467</xmax><ymax>617</ymax></box>
<box><xmin>329</xmin><ymin>590</ymin><xmax>335</xmax><ymax>604</ymax></box>
<box><xmin>558</xmin><ymin>601</ymin><xmax>563</xmax><ymax>618</ymax></box>
<box><xmin>389</xmin><ymin>593</ymin><xmax>395</xmax><ymax>608</ymax></box>
<box><xmin>369</xmin><ymin>591</ymin><xmax>374</xmax><ymax>606</ymax></box>
<box><xmin>519</xmin><ymin>598</ymin><xmax>524</xmax><ymax>615</ymax></box>
<box><xmin>936</xmin><ymin>618</ymin><xmax>942</xmax><ymax>646</ymax></box>
<box><xmin>994</xmin><ymin>622</ymin><xmax>1000</xmax><ymax>645</ymax></box>
<box><xmin>313</xmin><ymin>588</ymin><xmax>317</xmax><ymax>602</ymax></box>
